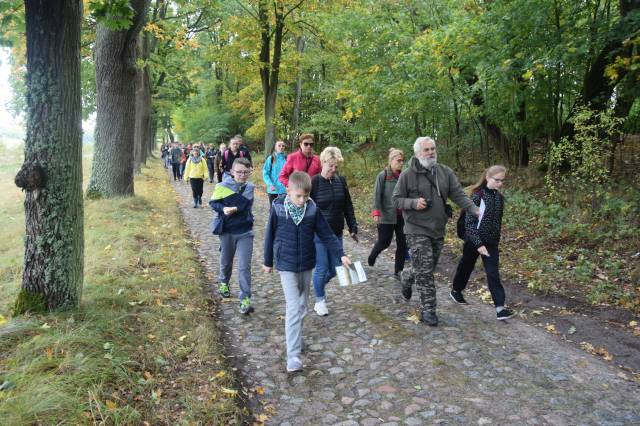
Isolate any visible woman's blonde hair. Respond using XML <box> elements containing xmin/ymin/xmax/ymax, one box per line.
<box><xmin>388</xmin><ymin>148</ymin><xmax>404</xmax><ymax>166</ymax></box>
<box><xmin>468</xmin><ymin>165</ymin><xmax>507</xmax><ymax>194</ymax></box>
<box><xmin>319</xmin><ymin>146</ymin><xmax>344</xmax><ymax>164</ymax></box>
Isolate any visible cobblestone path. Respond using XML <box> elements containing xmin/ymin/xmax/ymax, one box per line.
<box><xmin>170</xmin><ymin>175</ymin><xmax>640</xmax><ymax>425</ymax></box>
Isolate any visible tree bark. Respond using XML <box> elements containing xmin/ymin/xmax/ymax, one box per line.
<box><xmin>15</xmin><ymin>0</ymin><xmax>84</xmax><ymax>313</ymax></box>
<box><xmin>87</xmin><ymin>0</ymin><xmax>149</xmax><ymax>197</ymax></box>
<box><xmin>134</xmin><ymin>31</ymin><xmax>152</xmax><ymax>172</ymax></box>
<box><xmin>291</xmin><ymin>35</ymin><xmax>306</xmax><ymax>141</ymax></box>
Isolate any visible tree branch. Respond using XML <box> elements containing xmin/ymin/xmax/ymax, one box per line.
<box><xmin>234</xmin><ymin>0</ymin><xmax>259</xmax><ymax>20</ymax></box>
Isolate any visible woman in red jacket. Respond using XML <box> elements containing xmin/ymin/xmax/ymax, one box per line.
<box><xmin>279</xmin><ymin>133</ymin><xmax>322</xmax><ymax>187</ymax></box>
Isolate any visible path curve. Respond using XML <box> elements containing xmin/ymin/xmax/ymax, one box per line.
<box><xmin>170</xmin><ymin>171</ymin><xmax>640</xmax><ymax>425</ymax></box>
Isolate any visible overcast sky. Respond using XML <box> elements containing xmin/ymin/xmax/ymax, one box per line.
<box><xmin>0</xmin><ymin>47</ymin><xmax>23</xmax><ymax>132</ymax></box>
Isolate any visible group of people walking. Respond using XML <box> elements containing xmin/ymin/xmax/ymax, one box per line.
<box><xmin>166</xmin><ymin>133</ymin><xmax>513</xmax><ymax>373</ymax></box>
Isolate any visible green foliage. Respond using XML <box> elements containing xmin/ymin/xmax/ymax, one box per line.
<box><xmin>89</xmin><ymin>0</ymin><xmax>135</xmax><ymax>31</ymax></box>
<box><xmin>546</xmin><ymin>106</ymin><xmax>624</xmax><ymax>211</ymax></box>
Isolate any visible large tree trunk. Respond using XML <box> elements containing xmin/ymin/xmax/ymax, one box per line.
<box><xmin>87</xmin><ymin>0</ymin><xmax>149</xmax><ymax>197</ymax></box>
<box><xmin>14</xmin><ymin>0</ymin><xmax>83</xmax><ymax>313</ymax></box>
<box><xmin>134</xmin><ymin>32</ymin><xmax>152</xmax><ymax>172</ymax></box>
<box><xmin>291</xmin><ymin>35</ymin><xmax>306</xmax><ymax>140</ymax></box>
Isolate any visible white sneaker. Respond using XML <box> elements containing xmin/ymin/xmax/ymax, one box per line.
<box><xmin>314</xmin><ymin>300</ymin><xmax>329</xmax><ymax>316</ymax></box>
<box><xmin>286</xmin><ymin>356</ymin><xmax>303</xmax><ymax>373</ymax></box>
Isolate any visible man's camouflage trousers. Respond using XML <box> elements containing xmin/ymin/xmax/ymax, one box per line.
<box><xmin>400</xmin><ymin>234</ymin><xmax>444</xmax><ymax>313</ymax></box>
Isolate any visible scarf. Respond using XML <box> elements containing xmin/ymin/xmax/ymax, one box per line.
<box><xmin>190</xmin><ymin>153</ymin><xmax>203</xmax><ymax>164</ymax></box>
<box><xmin>284</xmin><ymin>195</ymin><xmax>307</xmax><ymax>226</ymax></box>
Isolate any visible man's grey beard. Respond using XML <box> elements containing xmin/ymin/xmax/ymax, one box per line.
<box><xmin>418</xmin><ymin>156</ymin><xmax>437</xmax><ymax>169</ymax></box>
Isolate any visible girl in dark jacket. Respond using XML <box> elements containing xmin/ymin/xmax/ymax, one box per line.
<box><xmin>367</xmin><ymin>148</ymin><xmax>407</xmax><ymax>277</ymax></box>
<box><xmin>310</xmin><ymin>147</ymin><xmax>358</xmax><ymax>317</ymax></box>
<box><xmin>450</xmin><ymin>165</ymin><xmax>514</xmax><ymax>320</ymax></box>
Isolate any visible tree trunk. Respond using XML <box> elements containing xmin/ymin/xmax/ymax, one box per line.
<box><xmin>14</xmin><ymin>0</ymin><xmax>84</xmax><ymax>313</ymax></box>
<box><xmin>134</xmin><ymin>32</ymin><xmax>152</xmax><ymax>172</ymax></box>
<box><xmin>87</xmin><ymin>0</ymin><xmax>149</xmax><ymax>197</ymax></box>
<box><xmin>259</xmin><ymin>0</ymin><xmax>287</xmax><ymax>154</ymax></box>
<box><xmin>291</xmin><ymin>35</ymin><xmax>306</xmax><ymax>141</ymax></box>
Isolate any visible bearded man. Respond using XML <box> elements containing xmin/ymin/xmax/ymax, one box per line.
<box><xmin>392</xmin><ymin>137</ymin><xmax>478</xmax><ymax>326</ymax></box>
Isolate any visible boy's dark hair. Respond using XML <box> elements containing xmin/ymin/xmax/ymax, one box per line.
<box><xmin>232</xmin><ymin>157</ymin><xmax>251</xmax><ymax>169</ymax></box>
<box><xmin>288</xmin><ymin>171</ymin><xmax>312</xmax><ymax>193</ymax></box>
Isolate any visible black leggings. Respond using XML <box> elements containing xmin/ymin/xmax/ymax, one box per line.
<box><xmin>452</xmin><ymin>242</ymin><xmax>505</xmax><ymax>307</ymax></box>
<box><xmin>172</xmin><ymin>163</ymin><xmax>180</xmax><ymax>180</ymax></box>
<box><xmin>368</xmin><ymin>216</ymin><xmax>407</xmax><ymax>275</ymax></box>
<box><xmin>190</xmin><ymin>178</ymin><xmax>204</xmax><ymax>199</ymax></box>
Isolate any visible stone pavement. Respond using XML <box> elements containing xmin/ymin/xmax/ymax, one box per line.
<box><xmin>170</xmin><ymin>173</ymin><xmax>640</xmax><ymax>425</ymax></box>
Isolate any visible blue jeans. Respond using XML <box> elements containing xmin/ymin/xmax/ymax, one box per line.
<box><xmin>313</xmin><ymin>234</ymin><xmax>343</xmax><ymax>301</ymax></box>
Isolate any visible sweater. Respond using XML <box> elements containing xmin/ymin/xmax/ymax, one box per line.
<box><xmin>372</xmin><ymin>168</ymin><xmax>401</xmax><ymax>224</ymax></box>
<box><xmin>278</xmin><ymin>149</ymin><xmax>321</xmax><ymax>187</ymax></box>
<box><xmin>465</xmin><ymin>186</ymin><xmax>504</xmax><ymax>248</ymax></box>
<box><xmin>264</xmin><ymin>196</ymin><xmax>345</xmax><ymax>272</ymax></box>
<box><xmin>392</xmin><ymin>157</ymin><xmax>475</xmax><ymax>238</ymax></box>
<box><xmin>183</xmin><ymin>157</ymin><xmax>208</xmax><ymax>180</ymax></box>
<box><xmin>262</xmin><ymin>152</ymin><xmax>287</xmax><ymax>195</ymax></box>
<box><xmin>209</xmin><ymin>175</ymin><xmax>254</xmax><ymax>235</ymax></box>
<box><xmin>310</xmin><ymin>174</ymin><xmax>358</xmax><ymax>236</ymax></box>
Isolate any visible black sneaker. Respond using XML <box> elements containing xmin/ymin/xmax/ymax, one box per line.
<box><xmin>449</xmin><ymin>290</ymin><xmax>468</xmax><ymax>305</ymax></box>
<box><xmin>421</xmin><ymin>310</ymin><xmax>438</xmax><ymax>326</ymax></box>
<box><xmin>367</xmin><ymin>253</ymin><xmax>376</xmax><ymax>267</ymax></box>
<box><xmin>497</xmin><ymin>308</ymin><xmax>515</xmax><ymax>320</ymax></box>
<box><xmin>400</xmin><ymin>271</ymin><xmax>412</xmax><ymax>301</ymax></box>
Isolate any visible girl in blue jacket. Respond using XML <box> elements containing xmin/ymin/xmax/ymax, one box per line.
<box><xmin>262</xmin><ymin>140</ymin><xmax>288</xmax><ymax>206</ymax></box>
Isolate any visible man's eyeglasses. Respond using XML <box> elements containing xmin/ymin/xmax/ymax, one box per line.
<box><xmin>233</xmin><ymin>170</ymin><xmax>251</xmax><ymax>175</ymax></box>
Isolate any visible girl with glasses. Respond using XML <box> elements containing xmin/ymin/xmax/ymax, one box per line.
<box><xmin>450</xmin><ymin>165</ymin><xmax>515</xmax><ymax>320</ymax></box>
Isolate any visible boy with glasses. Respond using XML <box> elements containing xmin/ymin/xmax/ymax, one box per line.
<box><xmin>210</xmin><ymin>158</ymin><xmax>255</xmax><ymax>314</ymax></box>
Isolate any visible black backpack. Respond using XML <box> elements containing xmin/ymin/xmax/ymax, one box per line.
<box><xmin>457</xmin><ymin>189</ymin><xmax>483</xmax><ymax>240</ymax></box>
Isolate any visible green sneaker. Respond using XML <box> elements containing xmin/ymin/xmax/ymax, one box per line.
<box><xmin>218</xmin><ymin>282</ymin><xmax>230</xmax><ymax>298</ymax></box>
<box><xmin>239</xmin><ymin>297</ymin><xmax>251</xmax><ymax>314</ymax></box>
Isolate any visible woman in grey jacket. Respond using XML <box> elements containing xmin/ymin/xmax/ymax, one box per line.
<box><xmin>367</xmin><ymin>148</ymin><xmax>407</xmax><ymax>277</ymax></box>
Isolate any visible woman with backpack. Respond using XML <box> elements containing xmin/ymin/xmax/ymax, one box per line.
<box><xmin>367</xmin><ymin>148</ymin><xmax>407</xmax><ymax>278</ymax></box>
<box><xmin>262</xmin><ymin>140</ymin><xmax>287</xmax><ymax>206</ymax></box>
<box><xmin>450</xmin><ymin>165</ymin><xmax>514</xmax><ymax>320</ymax></box>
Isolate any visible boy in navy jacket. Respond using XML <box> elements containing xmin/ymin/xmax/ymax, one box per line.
<box><xmin>263</xmin><ymin>171</ymin><xmax>351</xmax><ymax>372</ymax></box>
<box><xmin>210</xmin><ymin>158</ymin><xmax>255</xmax><ymax>314</ymax></box>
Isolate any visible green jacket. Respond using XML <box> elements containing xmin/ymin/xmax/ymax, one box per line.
<box><xmin>372</xmin><ymin>168</ymin><xmax>400</xmax><ymax>224</ymax></box>
<box><xmin>392</xmin><ymin>157</ymin><xmax>475</xmax><ymax>238</ymax></box>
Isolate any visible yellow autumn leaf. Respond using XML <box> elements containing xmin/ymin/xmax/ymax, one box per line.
<box><xmin>0</xmin><ymin>314</ymin><xmax>7</xmax><ymax>326</ymax></box>
<box><xmin>214</xmin><ymin>371</ymin><xmax>226</xmax><ymax>378</ymax></box>
<box><xmin>629</xmin><ymin>320</ymin><xmax>638</xmax><ymax>328</ymax></box>
<box><xmin>406</xmin><ymin>313</ymin><xmax>421</xmax><ymax>325</ymax></box>
<box><xmin>254</xmin><ymin>386</ymin><xmax>265</xmax><ymax>395</ymax></box>
<box><xmin>105</xmin><ymin>400</ymin><xmax>117</xmax><ymax>410</ymax></box>
<box><xmin>545</xmin><ymin>324</ymin><xmax>556</xmax><ymax>332</ymax></box>
<box><xmin>221</xmin><ymin>387</ymin><xmax>238</xmax><ymax>396</ymax></box>
<box><xmin>103</xmin><ymin>244</ymin><xmax>112</xmax><ymax>251</ymax></box>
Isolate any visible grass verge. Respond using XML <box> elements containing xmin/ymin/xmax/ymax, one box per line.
<box><xmin>0</xmin><ymin>152</ymin><xmax>247</xmax><ymax>424</ymax></box>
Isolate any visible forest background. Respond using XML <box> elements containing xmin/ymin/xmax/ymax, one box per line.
<box><xmin>0</xmin><ymin>0</ymin><xmax>638</xmax><ymax>422</ymax></box>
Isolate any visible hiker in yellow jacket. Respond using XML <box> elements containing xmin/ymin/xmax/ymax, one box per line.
<box><xmin>184</xmin><ymin>148</ymin><xmax>209</xmax><ymax>208</ymax></box>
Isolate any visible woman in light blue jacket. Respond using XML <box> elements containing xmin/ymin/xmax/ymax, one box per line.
<box><xmin>262</xmin><ymin>140</ymin><xmax>288</xmax><ymax>206</ymax></box>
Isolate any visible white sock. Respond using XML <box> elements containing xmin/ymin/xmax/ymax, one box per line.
<box><xmin>496</xmin><ymin>306</ymin><xmax>505</xmax><ymax>313</ymax></box>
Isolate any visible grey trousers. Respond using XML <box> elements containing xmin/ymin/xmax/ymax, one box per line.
<box><xmin>218</xmin><ymin>230</ymin><xmax>254</xmax><ymax>300</ymax></box>
<box><xmin>279</xmin><ymin>269</ymin><xmax>313</xmax><ymax>362</ymax></box>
